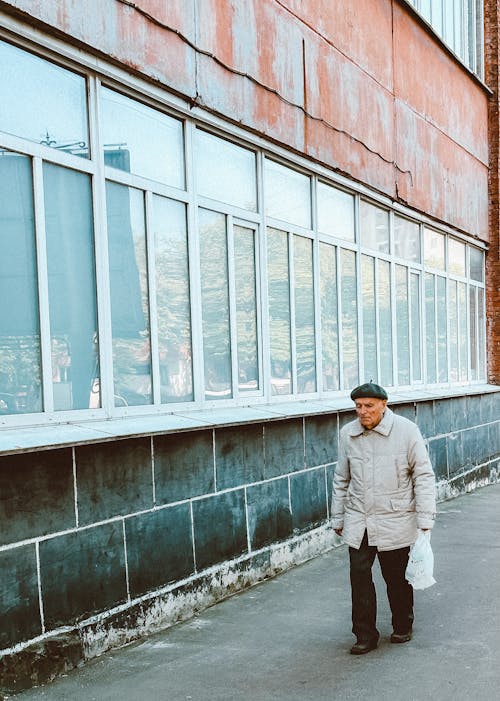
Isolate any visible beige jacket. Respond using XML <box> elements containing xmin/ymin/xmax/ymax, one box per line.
<box><xmin>331</xmin><ymin>408</ymin><xmax>436</xmax><ymax>551</ymax></box>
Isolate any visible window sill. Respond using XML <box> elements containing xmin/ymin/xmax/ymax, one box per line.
<box><xmin>0</xmin><ymin>384</ymin><xmax>498</xmax><ymax>456</ymax></box>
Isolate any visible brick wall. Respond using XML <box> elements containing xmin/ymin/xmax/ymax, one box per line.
<box><xmin>485</xmin><ymin>0</ymin><xmax>500</xmax><ymax>383</ymax></box>
<box><xmin>1</xmin><ymin>391</ymin><xmax>499</xmax><ymax>693</ymax></box>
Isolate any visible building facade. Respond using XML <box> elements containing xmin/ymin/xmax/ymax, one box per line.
<box><xmin>0</xmin><ymin>0</ymin><xmax>499</xmax><ymax>691</ymax></box>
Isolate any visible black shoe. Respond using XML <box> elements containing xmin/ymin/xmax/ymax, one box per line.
<box><xmin>390</xmin><ymin>631</ymin><xmax>412</xmax><ymax>644</ymax></box>
<box><xmin>350</xmin><ymin>638</ymin><xmax>378</xmax><ymax>655</ymax></box>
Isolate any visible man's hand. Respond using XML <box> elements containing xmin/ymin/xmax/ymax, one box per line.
<box><xmin>334</xmin><ymin>528</ymin><xmax>343</xmax><ymax>536</ymax></box>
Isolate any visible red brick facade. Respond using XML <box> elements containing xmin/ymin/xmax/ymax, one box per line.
<box><xmin>485</xmin><ymin>0</ymin><xmax>500</xmax><ymax>383</ymax></box>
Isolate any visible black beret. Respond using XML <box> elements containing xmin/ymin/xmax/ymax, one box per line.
<box><xmin>350</xmin><ymin>382</ymin><xmax>388</xmax><ymax>401</ymax></box>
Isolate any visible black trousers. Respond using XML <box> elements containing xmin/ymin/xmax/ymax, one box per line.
<box><xmin>348</xmin><ymin>531</ymin><xmax>414</xmax><ymax>641</ymax></box>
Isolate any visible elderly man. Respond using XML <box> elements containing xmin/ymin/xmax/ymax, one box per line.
<box><xmin>331</xmin><ymin>382</ymin><xmax>436</xmax><ymax>655</ymax></box>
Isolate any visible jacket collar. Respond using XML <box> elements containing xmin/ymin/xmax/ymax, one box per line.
<box><xmin>347</xmin><ymin>407</ymin><xmax>394</xmax><ymax>437</ymax></box>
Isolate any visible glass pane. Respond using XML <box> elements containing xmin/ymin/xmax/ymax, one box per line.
<box><xmin>0</xmin><ymin>152</ymin><xmax>42</xmax><ymax>415</ymax></box>
<box><xmin>449</xmin><ymin>280</ymin><xmax>458</xmax><ymax>382</ymax></box>
<box><xmin>378</xmin><ymin>260</ymin><xmax>393</xmax><ymax>386</ymax></box>
<box><xmin>469</xmin><ymin>285</ymin><xmax>477</xmax><ymax>380</ymax></box>
<box><xmin>469</xmin><ymin>246</ymin><xmax>484</xmax><ymax>282</ymax></box>
<box><xmin>394</xmin><ymin>215</ymin><xmax>420</xmax><ymax>262</ymax></box>
<box><xmin>361</xmin><ymin>255</ymin><xmax>377</xmax><ymax>383</ymax></box>
<box><xmin>153</xmin><ymin>196</ymin><xmax>193</xmax><ymax>403</ymax></box>
<box><xmin>410</xmin><ymin>272</ymin><xmax>422</xmax><ymax>381</ymax></box>
<box><xmin>444</xmin><ymin>0</ymin><xmax>455</xmax><ymax>45</ymax></box>
<box><xmin>101</xmin><ymin>87</ymin><xmax>184</xmax><ymax>188</ymax></box>
<box><xmin>431</xmin><ymin>0</ymin><xmax>443</xmax><ymax>34</ymax></box>
<box><xmin>234</xmin><ymin>226</ymin><xmax>259</xmax><ymax>393</ymax></box>
<box><xmin>106</xmin><ymin>183</ymin><xmax>152</xmax><ymax>407</ymax></box>
<box><xmin>458</xmin><ymin>282</ymin><xmax>468</xmax><ymax>381</ymax></box>
<box><xmin>396</xmin><ymin>265</ymin><xmax>410</xmax><ymax>385</ymax></box>
<box><xmin>43</xmin><ymin>163</ymin><xmax>99</xmax><ymax>410</ymax></box>
<box><xmin>317</xmin><ymin>183</ymin><xmax>355</xmax><ymax>241</ymax></box>
<box><xmin>319</xmin><ymin>242</ymin><xmax>339</xmax><ymax>391</ymax></box>
<box><xmin>420</xmin><ymin>0</ymin><xmax>432</xmax><ymax>22</ymax></box>
<box><xmin>478</xmin><ymin>287</ymin><xmax>485</xmax><ymax>379</ymax></box>
<box><xmin>436</xmin><ymin>275</ymin><xmax>447</xmax><ymax>382</ymax></box>
<box><xmin>424</xmin><ymin>228</ymin><xmax>445</xmax><ymax>270</ymax></box>
<box><xmin>199</xmin><ymin>209</ymin><xmax>232</xmax><ymax>399</ymax></box>
<box><xmin>0</xmin><ymin>40</ymin><xmax>89</xmax><ymax>157</ymax></box>
<box><xmin>448</xmin><ymin>238</ymin><xmax>466</xmax><ymax>276</ymax></box>
<box><xmin>359</xmin><ymin>201</ymin><xmax>389</xmax><ymax>254</ymax></box>
<box><xmin>340</xmin><ymin>249</ymin><xmax>359</xmax><ymax>388</ymax></box>
<box><xmin>294</xmin><ymin>235</ymin><xmax>316</xmax><ymax>393</ymax></box>
<box><xmin>195</xmin><ymin>130</ymin><xmax>257</xmax><ymax>211</ymax></box>
<box><xmin>425</xmin><ymin>273</ymin><xmax>437</xmax><ymax>383</ymax></box>
<box><xmin>267</xmin><ymin>228</ymin><xmax>292</xmax><ymax>395</ymax></box>
<box><xmin>264</xmin><ymin>160</ymin><xmax>311</xmax><ymax>229</ymax></box>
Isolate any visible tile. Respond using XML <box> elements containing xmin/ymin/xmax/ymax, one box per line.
<box><xmin>427</xmin><ymin>437</ymin><xmax>448</xmax><ymax>481</ymax></box>
<box><xmin>415</xmin><ymin>401</ymin><xmax>435</xmax><ymax>439</ymax></box>
<box><xmin>290</xmin><ymin>468</ymin><xmax>327</xmax><ymax>532</ymax></box>
<box><xmin>39</xmin><ymin>522</ymin><xmax>127</xmax><ymax>629</ymax></box>
<box><xmin>246</xmin><ymin>478</ymin><xmax>292</xmax><ymax>550</ymax></box>
<box><xmin>264</xmin><ymin>419</ymin><xmax>304</xmax><ymax>479</ymax></box>
<box><xmin>214</xmin><ymin>424</ymin><xmax>264</xmax><ymax>491</ymax></box>
<box><xmin>0</xmin><ymin>544</ymin><xmax>40</xmax><ymax>649</ymax></box>
<box><xmin>192</xmin><ymin>490</ymin><xmax>247</xmax><ymax>571</ymax></box>
<box><xmin>446</xmin><ymin>432</ymin><xmax>464</xmax><ymax>476</ymax></box>
<box><xmin>0</xmin><ymin>448</ymin><xmax>74</xmax><ymax>547</ymax></box>
<box><xmin>126</xmin><ymin>504</ymin><xmax>194</xmax><ymax>597</ymax></box>
<box><xmin>304</xmin><ymin>413</ymin><xmax>338</xmax><ymax>467</ymax></box>
<box><xmin>434</xmin><ymin>399</ymin><xmax>452</xmax><ymax>435</ymax></box>
<box><xmin>339</xmin><ymin>410</ymin><xmax>357</xmax><ymax>433</ymax></box>
<box><xmin>75</xmin><ymin>438</ymin><xmax>152</xmax><ymax>526</ymax></box>
<box><xmin>450</xmin><ymin>396</ymin><xmax>468</xmax><ymax>432</ymax></box>
<box><xmin>465</xmin><ymin>394</ymin><xmax>482</xmax><ymax>428</ymax></box>
<box><xmin>390</xmin><ymin>403</ymin><xmax>416</xmax><ymax>423</ymax></box>
<box><xmin>154</xmin><ymin>430</ymin><xmax>214</xmax><ymax>505</ymax></box>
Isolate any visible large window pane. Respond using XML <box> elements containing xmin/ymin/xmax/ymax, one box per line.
<box><xmin>43</xmin><ymin>164</ymin><xmax>99</xmax><ymax>410</ymax></box>
<box><xmin>449</xmin><ymin>280</ymin><xmax>459</xmax><ymax>382</ymax></box>
<box><xmin>294</xmin><ymin>235</ymin><xmax>316</xmax><ymax>393</ymax></box>
<box><xmin>424</xmin><ymin>228</ymin><xmax>445</xmax><ymax>270</ymax></box>
<box><xmin>101</xmin><ymin>87</ymin><xmax>184</xmax><ymax>188</ymax></box>
<box><xmin>0</xmin><ymin>152</ymin><xmax>42</xmax><ymax>415</ymax></box>
<box><xmin>458</xmin><ymin>282</ymin><xmax>468</xmax><ymax>381</ymax></box>
<box><xmin>361</xmin><ymin>255</ymin><xmax>377</xmax><ymax>382</ymax></box>
<box><xmin>195</xmin><ymin>130</ymin><xmax>257</xmax><ymax>211</ymax></box>
<box><xmin>478</xmin><ymin>287</ymin><xmax>485</xmax><ymax>379</ymax></box>
<box><xmin>425</xmin><ymin>273</ymin><xmax>437</xmax><ymax>383</ymax></box>
<box><xmin>360</xmin><ymin>201</ymin><xmax>390</xmax><ymax>254</ymax></box>
<box><xmin>106</xmin><ymin>183</ymin><xmax>152</xmax><ymax>406</ymax></box>
<box><xmin>234</xmin><ymin>225</ymin><xmax>259</xmax><ymax>393</ymax></box>
<box><xmin>0</xmin><ymin>40</ymin><xmax>89</xmax><ymax>157</ymax></box>
<box><xmin>317</xmin><ymin>183</ymin><xmax>355</xmax><ymax>241</ymax></box>
<box><xmin>396</xmin><ymin>265</ymin><xmax>410</xmax><ymax>385</ymax></box>
<box><xmin>378</xmin><ymin>260</ymin><xmax>393</xmax><ymax>386</ymax></box>
<box><xmin>319</xmin><ymin>242</ymin><xmax>339</xmax><ymax>391</ymax></box>
<box><xmin>268</xmin><ymin>228</ymin><xmax>292</xmax><ymax>395</ymax></box>
<box><xmin>394</xmin><ymin>215</ymin><xmax>420</xmax><ymax>262</ymax></box>
<box><xmin>199</xmin><ymin>210</ymin><xmax>232</xmax><ymax>399</ymax></box>
<box><xmin>153</xmin><ymin>196</ymin><xmax>193</xmax><ymax>403</ymax></box>
<box><xmin>449</xmin><ymin>238</ymin><xmax>466</xmax><ymax>276</ymax></box>
<box><xmin>470</xmin><ymin>285</ymin><xmax>477</xmax><ymax>380</ymax></box>
<box><xmin>340</xmin><ymin>249</ymin><xmax>359</xmax><ymax>388</ymax></box>
<box><xmin>436</xmin><ymin>275</ymin><xmax>448</xmax><ymax>381</ymax></box>
<box><xmin>469</xmin><ymin>246</ymin><xmax>484</xmax><ymax>282</ymax></box>
<box><xmin>410</xmin><ymin>272</ymin><xmax>422</xmax><ymax>381</ymax></box>
<box><xmin>264</xmin><ymin>160</ymin><xmax>311</xmax><ymax>229</ymax></box>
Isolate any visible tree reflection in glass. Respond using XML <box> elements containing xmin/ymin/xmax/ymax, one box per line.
<box><xmin>396</xmin><ymin>265</ymin><xmax>410</xmax><ymax>385</ymax></box>
<box><xmin>267</xmin><ymin>228</ymin><xmax>292</xmax><ymax>395</ymax></box>
<box><xmin>294</xmin><ymin>235</ymin><xmax>316</xmax><ymax>393</ymax></box>
<box><xmin>340</xmin><ymin>249</ymin><xmax>359</xmax><ymax>388</ymax></box>
<box><xmin>0</xmin><ymin>152</ymin><xmax>42</xmax><ymax>414</ymax></box>
<box><xmin>361</xmin><ymin>255</ymin><xmax>377</xmax><ymax>382</ymax></box>
<box><xmin>234</xmin><ymin>226</ymin><xmax>259</xmax><ymax>393</ymax></box>
<box><xmin>319</xmin><ymin>242</ymin><xmax>339</xmax><ymax>391</ymax></box>
<box><xmin>106</xmin><ymin>183</ymin><xmax>152</xmax><ymax>406</ymax></box>
<box><xmin>199</xmin><ymin>209</ymin><xmax>232</xmax><ymax>399</ymax></box>
<box><xmin>153</xmin><ymin>196</ymin><xmax>193</xmax><ymax>402</ymax></box>
<box><xmin>378</xmin><ymin>259</ymin><xmax>393</xmax><ymax>386</ymax></box>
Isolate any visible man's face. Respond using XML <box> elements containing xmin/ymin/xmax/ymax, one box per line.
<box><xmin>355</xmin><ymin>398</ymin><xmax>387</xmax><ymax>430</ymax></box>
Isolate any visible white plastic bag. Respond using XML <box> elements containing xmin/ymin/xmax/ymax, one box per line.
<box><xmin>405</xmin><ymin>530</ymin><xmax>436</xmax><ymax>590</ymax></box>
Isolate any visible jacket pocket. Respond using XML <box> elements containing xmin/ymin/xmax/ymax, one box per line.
<box><xmin>390</xmin><ymin>497</ymin><xmax>415</xmax><ymax>512</ymax></box>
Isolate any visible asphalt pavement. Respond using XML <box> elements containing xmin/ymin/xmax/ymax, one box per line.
<box><xmin>11</xmin><ymin>482</ymin><xmax>500</xmax><ymax>701</ymax></box>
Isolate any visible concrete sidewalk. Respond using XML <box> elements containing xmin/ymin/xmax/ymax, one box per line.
<box><xmin>12</xmin><ymin>483</ymin><xmax>500</xmax><ymax>701</ymax></box>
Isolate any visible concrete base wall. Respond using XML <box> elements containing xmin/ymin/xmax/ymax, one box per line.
<box><xmin>1</xmin><ymin>391</ymin><xmax>499</xmax><ymax>694</ymax></box>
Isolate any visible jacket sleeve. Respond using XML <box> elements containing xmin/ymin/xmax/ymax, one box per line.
<box><xmin>331</xmin><ymin>432</ymin><xmax>350</xmax><ymax>530</ymax></box>
<box><xmin>409</xmin><ymin>425</ymin><xmax>436</xmax><ymax>530</ymax></box>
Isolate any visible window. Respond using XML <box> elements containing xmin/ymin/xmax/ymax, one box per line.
<box><xmin>0</xmin><ymin>36</ymin><xmax>489</xmax><ymax>425</ymax></box>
